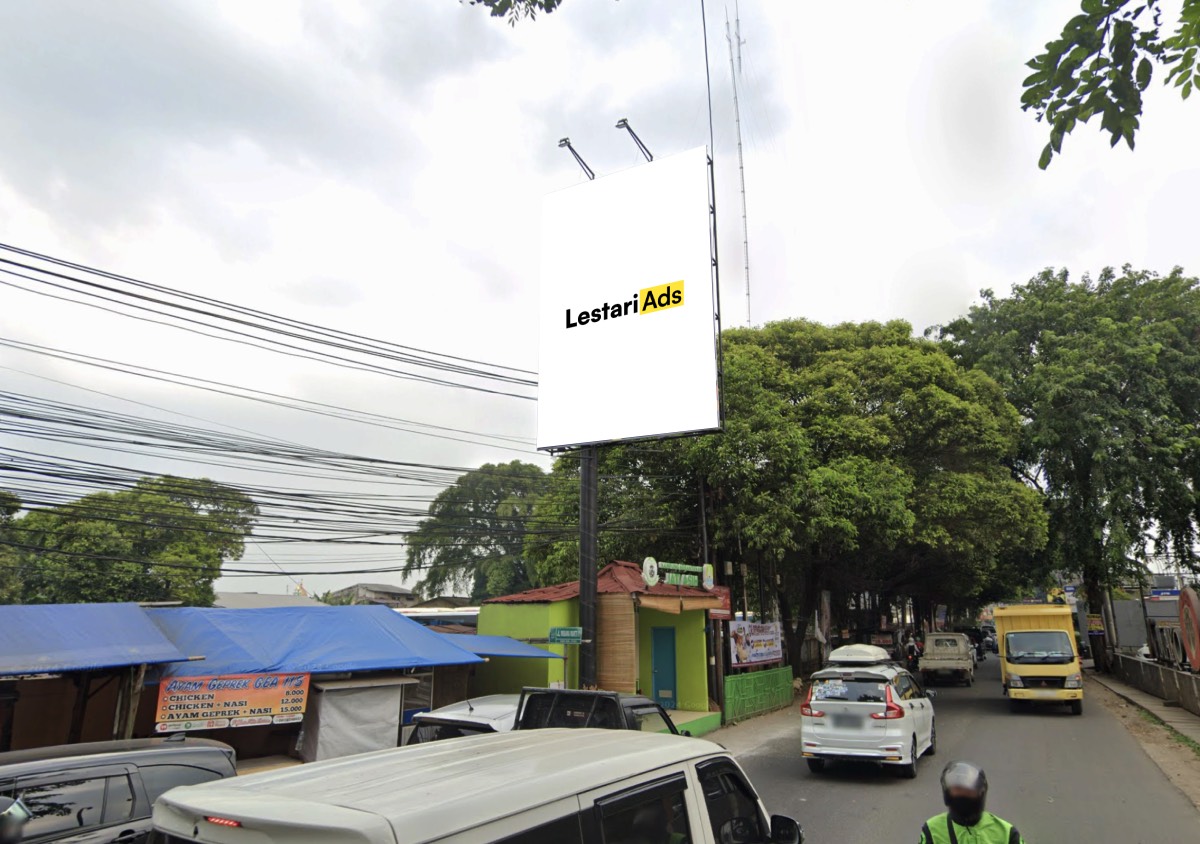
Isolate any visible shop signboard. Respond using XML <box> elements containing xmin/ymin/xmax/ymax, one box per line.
<box><xmin>549</xmin><ymin>626</ymin><xmax>584</xmax><ymax>645</ymax></box>
<box><xmin>708</xmin><ymin>586</ymin><xmax>732</xmax><ymax>620</ymax></box>
<box><xmin>1086</xmin><ymin>614</ymin><xmax>1105</xmax><ymax>633</ymax></box>
<box><xmin>155</xmin><ymin>673</ymin><xmax>309</xmax><ymax>733</ymax></box>
<box><xmin>728</xmin><ymin>620</ymin><xmax>783</xmax><ymax>666</ymax></box>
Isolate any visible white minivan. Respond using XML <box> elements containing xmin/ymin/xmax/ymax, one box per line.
<box><xmin>152</xmin><ymin>729</ymin><xmax>803</xmax><ymax>844</ymax></box>
<box><xmin>800</xmin><ymin>644</ymin><xmax>936</xmax><ymax>778</ymax></box>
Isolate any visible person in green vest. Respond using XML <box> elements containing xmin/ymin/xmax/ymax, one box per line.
<box><xmin>919</xmin><ymin>761</ymin><xmax>1026</xmax><ymax>844</ymax></box>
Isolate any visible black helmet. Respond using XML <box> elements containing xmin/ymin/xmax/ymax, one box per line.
<box><xmin>0</xmin><ymin>796</ymin><xmax>30</xmax><ymax>844</ymax></box>
<box><xmin>941</xmin><ymin>761</ymin><xmax>988</xmax><ymax>827</ymax></box>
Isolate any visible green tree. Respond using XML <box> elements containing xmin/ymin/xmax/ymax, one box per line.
<box><xmin>525</xmin><ymin>321</ymin><xmax>1048</xmax><ymax>646</ymax></box>
<box><xmin>464</xmin><ymin>0</ymin><xmax>563</xmax><ymax>25</ymax></box>
<box><xmin>0</xmin><ymin>491</ymin><xmax>22</xmax><ymax>603</ymax></box>
<box><xmin>11</xmin><ymin>476</ymin><xmax>257</xmax><ymax>606</ymax></box>
<box><xmin>935</xmin><ymin>267</ymin><xmax>1200</xmax><ymax>621</ymax></box>
<box><xmin>404</xmin><ymin>460</ymin><xmax>547</xmax><ymax>601</ymax></box>
<box><xmin>1023</xmin><ymin>0</ymin><xmax>1200</xmax><ymax>168</ymax></box>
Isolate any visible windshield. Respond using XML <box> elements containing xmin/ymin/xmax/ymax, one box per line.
<box><xmin>1005</xmin><ymin>631</ymin><xmax>1075</xmax><ymax>663</ymax></box>
<box><xmin>810</xmin><ymin>677</ymin><xmax>888</xmax><ymax>703</ymax></box>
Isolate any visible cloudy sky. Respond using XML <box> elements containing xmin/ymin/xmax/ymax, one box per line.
<box><xmin>1</xmin><ymin>0</ymin><xmax>1198</xmax><ymax>597</ymax></box>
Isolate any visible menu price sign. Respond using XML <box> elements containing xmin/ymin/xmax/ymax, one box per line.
<box><xmin>155</xmin><ymin>673</ymin><xmax>309</xmax><ymax>733</ymax></box>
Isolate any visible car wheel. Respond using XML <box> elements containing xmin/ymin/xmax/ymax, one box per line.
<box><xmin>806</xmin><ymin>758</ymin><xmax>826</xmax><ymax>774</ymax></box>
<box><xmin>900</xmin><ymin>737</ymin><xmax>918</xmax><ymax>778</ymax></box>
<box><xmin>1069</xmin><ymin>700</ymin><xmax>1083</xmax><ymax>716</ymax></box>
<box><xmin>925</xmin><ymin>721</ymin><xmax>937</xmax><ymax>756</ymax></box>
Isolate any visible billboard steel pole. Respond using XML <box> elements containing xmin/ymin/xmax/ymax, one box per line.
<box><xmin>579</xmin><ymin>444</ymin><xmax>599</xmax><ymax>688</ymax></box>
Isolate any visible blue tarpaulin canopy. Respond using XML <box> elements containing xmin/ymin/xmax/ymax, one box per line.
<box><xmin>0</xmin><ymin>603</ymin><xmax>187</xmax><ymax>676</ymax></box>
<box><xmin>148</xmin><ymin>605</ymin><xmax>483</xmax><ymax>678</ymax></box>
<box><xmin>438</xmin><ymin>633</ymin><xmax>564</xmax><ymax>659</ymax></box>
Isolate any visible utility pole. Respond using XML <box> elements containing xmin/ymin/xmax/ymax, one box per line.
<box><xmin>726</xmin><ymin>5</ymin><xmax>751</xmax><ymax>327</ymax></box>
<box><xmin>579</xmin><ymin>445</ymin><xmax>598</xmax><ymax>688</ymax></box>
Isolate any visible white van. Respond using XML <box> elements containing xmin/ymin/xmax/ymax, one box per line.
<box><xmin>152</xmin><ymin>729</ymin><xmax>802</xmax><ymax>844</ymax></box>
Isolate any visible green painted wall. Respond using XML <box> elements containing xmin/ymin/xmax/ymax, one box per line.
<box><xmin>637</xmin><ymin>608</ymin><xmax>709</xmax><ymax>712</ymax></box>
<box><xmin>473</xmin><ymin>601</ymin><xmax>578</xmax><ymax>694</ymax></box>
<box><xmin>723</xmin><ymin>666</ymin><xmax>794</xmax><ymax>722</ymax></box>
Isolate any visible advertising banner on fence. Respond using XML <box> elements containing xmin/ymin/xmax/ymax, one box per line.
<box><xmin>155</xmin><ymin>673</ymin><xmax>310</xmax><ymax>733</ymax></box>
<box><xmin>729</xmin><ymin>621</ymin><xmax>783</xmax><ymax>666</ymax></box>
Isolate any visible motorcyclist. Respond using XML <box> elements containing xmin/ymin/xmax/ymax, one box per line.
<box><xmin>918</xmin><ymin>761</ymin><xmax>1025</xmax><ymax>844</ymax></box>
<box><xmin>0</xmin><ymin>796</ymin><xmax>31</xmax><ymax>844</ymax></box>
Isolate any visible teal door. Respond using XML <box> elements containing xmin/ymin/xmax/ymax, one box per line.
<box><xmin>651</xmin><ymin>627</ymin><xmax>677</xmax><ymax>710</ymax></box>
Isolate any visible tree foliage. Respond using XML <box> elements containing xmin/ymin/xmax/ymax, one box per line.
<box><xmin>935</xmin><ymin>266</ymin><xmax>1200</xmax><ymax>605</ymax></box>
<box><xmin>404</xmin><ymin>460</ymin><xmax>547</xmax><ymax>601</ymax></box>
<box><xmin>1023</xmin><ymin>0</ymin><xmax>1200</xmax><ymax>168</ymax></box>
<box><xmin>5</xmin><ymin>476</ymin><xmax>257</xmax><ymax>606</ymax></box>
<box><xmin>463</xmin><ymin>0</ymin><xmax>564</xmax><ymax>25</ymax></box>
<box><xmin>523</xmin><ymin>322</ymin><xmax>1047</xmax><ymax>632</ymax></box>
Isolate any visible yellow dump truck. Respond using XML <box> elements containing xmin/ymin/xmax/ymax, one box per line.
<box><xmin>994</xmin><ymin>604</ymin><xmax>1083</xmax><ymax>715</ymax></box>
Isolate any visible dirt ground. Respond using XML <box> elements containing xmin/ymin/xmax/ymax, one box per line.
<box><xmin>1089</xmin><ymin>676</ymin><xmax>1200</xmax><ymax>810</ymax></box>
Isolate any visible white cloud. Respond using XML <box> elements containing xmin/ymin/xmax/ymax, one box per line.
<box><xmin>1</xmin><ymin>0</ymin><xmax>1198</xmax><ymax>594</ymax></box>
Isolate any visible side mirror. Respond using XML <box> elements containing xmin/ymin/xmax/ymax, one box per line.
<box><xmin>679</xmin><ymin>729</ymin><xmax>692</xmax><ymax>737</ymax></box>
<box><xmin>771</xmin><ymin>814</ymin><xmax>802</xmax><ymax>844</ymax></box>
<box><xmin>926</xmin><ymin>690</ymin><xmax>938</xmax><ymax>699</ymax></box>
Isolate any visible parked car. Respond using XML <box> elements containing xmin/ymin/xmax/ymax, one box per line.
<box><xmin>801</xmin><ymin>643</ymin><xmax>937</xmax><ymax>778</ymax></box>
<box><xmin>153</xmin><ymin>729</ymin><xmax>803</xmax><ymax>844</ymax></box>
<box><xmin>919</xmin><ymin>633</ymin><xmax>976</xmax><ymax>686</ymax></box>
<box><xmin>406</xmin><ymin>694</ymin><xmax>521</xmax><ymax>745</ymax></box>
<box><xmin>0</xmin><ymin>736</ymin><xmax>236</xmax><ymax>843</ymax></box>
<box><xmin>514</xmin><ymin>687</ymin><xmax>685</xmax><ymax>735</ymax></box>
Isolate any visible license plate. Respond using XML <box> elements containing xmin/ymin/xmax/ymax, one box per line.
<box><xmin>1030</xmin><ymin>689</ymin><xmax>1060</xmax><ymax>699</ymax></box>
<box><xmin>831</xmin><ymin>714</ymin><xmax>863</xmax><ymax>728</ymax></box>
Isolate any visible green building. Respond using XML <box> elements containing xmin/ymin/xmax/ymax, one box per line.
<box><xmin>474</xmin><ymin>561</ymin><xmax>724</xmax><ymax>736</ymax></box>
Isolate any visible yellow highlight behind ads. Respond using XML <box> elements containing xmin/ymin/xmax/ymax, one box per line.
<box><xmin>638</xmin><ymin>281</ymin><xmax>684</xmax><ymax>314</ymax></box>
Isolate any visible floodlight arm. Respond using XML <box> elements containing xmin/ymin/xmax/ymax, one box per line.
<box><xmin>558</xmin><ymin>137</ymin><xmax>595</xmax><ymax>180</ymax></box>
<box><xmin>615</xmin><ymin>118</ymin><xmax>653</xmax><ymax>162</ymax></box>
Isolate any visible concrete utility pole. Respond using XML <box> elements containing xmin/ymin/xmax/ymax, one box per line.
<box><xmin>726</xmin><ymin>5</ymin><xmax>751</xmax><ymax>327</ymax></box>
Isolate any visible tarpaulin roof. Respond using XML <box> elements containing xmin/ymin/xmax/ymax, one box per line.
<box><xmin>0</xmin><ymin>603</ymin><xmax>187</xmax><ymax>676</ymax></box>
<box><xmin>437</xmin><ymin>633</ymin><xmax>564</xmax><ymax>659</ymax></box>
<box><xmin>148</xmin><ymin>605</ymin><xmax>483</xmax><ymax>678</ymax></box>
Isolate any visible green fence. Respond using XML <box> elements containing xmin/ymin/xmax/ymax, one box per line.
<box><xmin>724</xmin><ymin>666</ymin><xmax>794</xmax><ymax>723</ymax></box>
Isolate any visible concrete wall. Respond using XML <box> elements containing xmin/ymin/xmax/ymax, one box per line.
<box><xmin>1112</xmin><ymin>654</ymin><xmax>1200</xmax><ymax>719</ymax></box>
<box><xmin>636</xmin><ymin>607</ymin><xmax>708</xmax><ymax>712</ymax></box>
<box><xmin>474</xmin><ymin>601</ymin><xmax>577</xmax><ymax>693</ymax></box>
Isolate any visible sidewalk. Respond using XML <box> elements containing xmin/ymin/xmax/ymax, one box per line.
<box><xmin>1090</xmin><ymin>672</ymin><xmax>1200</xmax><ymax>745</ymax></box>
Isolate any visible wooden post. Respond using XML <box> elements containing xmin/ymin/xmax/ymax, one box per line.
<box><xmin>120</xmin><ymin>664</ymin><xmax>147</xmax><ymax>740</ymax></box>
<box><xmin>68</xmin><ymin>671</ymin><xmax>91</xmax><ymax>744</ymax></box>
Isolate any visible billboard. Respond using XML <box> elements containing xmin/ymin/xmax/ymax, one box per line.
<box><xmin>155</xmin><ymin>672</ymin><xmax>309</xmax><ymax>732</ymax></box>
<box><xmin>729</xmin><ymin>620</ymin><xmax>783</xmax><ymax>666</ymax></box>
<box><xmin>537</xmin><ymin>146</ymin><xmax>720</xmax><ymax>450</ymax></box>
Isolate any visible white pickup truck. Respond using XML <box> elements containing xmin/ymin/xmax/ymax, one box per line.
<box><xmin>919</xmin><ymin>633</ymin><xmax>975</xmax><ymax>686</ymax></box>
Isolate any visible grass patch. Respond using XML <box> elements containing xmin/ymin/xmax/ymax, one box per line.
<box><xmin>1136</xmin><ymin>708</ymin><xmax>1200</xmax><ymax>761</ymax></box>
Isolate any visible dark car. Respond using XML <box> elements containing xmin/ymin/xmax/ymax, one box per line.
<box><xmin>0</xmin><ymin>736</ymin><xmax>236</xmax><ymax>843</ymax></box>
<box><xmin>514</xmin><ymin>687</ymin><xmax>686</xmax><ymax>735</ymax></box>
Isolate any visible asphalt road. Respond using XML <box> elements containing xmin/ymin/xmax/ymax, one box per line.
<box><xmin>723</xmin><ymin>657</ymin><xmax>1199</xmax><ymax>843</ymax></box>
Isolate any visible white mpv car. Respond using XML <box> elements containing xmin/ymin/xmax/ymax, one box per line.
<box><xmin>800</xmin><ymin>644</ymin><xmax>936</xmax><ymax>778</ymax></box>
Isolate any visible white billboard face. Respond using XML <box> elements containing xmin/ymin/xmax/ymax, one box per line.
<box><xmin>537</xmin><ymin>146</ymin><xmax>720</xmax><ymax>450</ymax></box>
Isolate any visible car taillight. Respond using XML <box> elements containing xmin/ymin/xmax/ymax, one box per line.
<box><xmin>205</xmin><ymin>816</ymin><xmax>242</xmax><ymax>828</ymax></box>
<box><xmin>871</xmin><ymin>686</ymin><xmax>905</xmax><ymax>720</ymax></box>
<box><xmin>800</xmin><ymin>686</ymin><xmax>825</xmax><ymax>718</ymax></box>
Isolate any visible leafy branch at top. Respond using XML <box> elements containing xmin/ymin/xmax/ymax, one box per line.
<box><xmin>1023</xmin><ymin>0</ymin><xmax>1200</xmax><ymax>168</ymax></box>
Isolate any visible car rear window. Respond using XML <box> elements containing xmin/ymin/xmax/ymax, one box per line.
<box><xmin>408</xmin><ymin>723</ymin><xmax>495</xmax><ymax>745</ymax></box>
<box><xmin>519</xmin><ymin>694</ymin><xmax>623</xmax><ymax>729</ymax></box>
<box><xmin>810</xmin><ymin>678</ymin><xmax>887</xmax><ymax>702</ymax></box>
<box><xmin>140</xmin><ymin>764</ymin><xmax>228</xmax><ymax>803</ymax></box>
<box><xmin>933</xmin><ymin>638</ymin><xmax>962</xmax><ymax>649</ymax></box>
